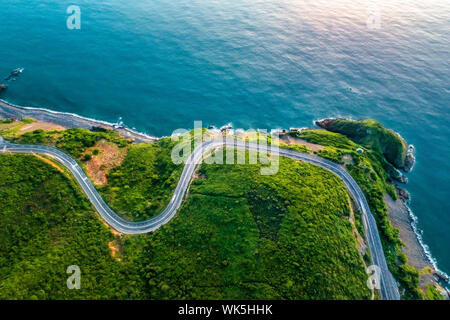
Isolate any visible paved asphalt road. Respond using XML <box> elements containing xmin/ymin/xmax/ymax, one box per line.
<box><xmin>0</xmin><ymin>137</ymin><xmax>400</xmax><ymax>300</ymax></box>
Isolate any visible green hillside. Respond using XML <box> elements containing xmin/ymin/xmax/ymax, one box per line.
<box><xmin>0</xmin><ymin>151</ymin><xmax>370</xmax><ymax>299</ymax></box>
<box><xmin>0</xmin><ymin>120</ymin><xmax>422</xmax><ymax>299</ymax></box>
<box><xmin>316</xmin><ymin>119</ymin><xmax>408</xmax><ymax>169</ymax></box>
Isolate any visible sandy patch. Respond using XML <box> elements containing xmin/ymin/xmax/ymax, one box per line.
<box><xmin>279</xmin><ymin>134</ymin><xmax>324</xmax><ymax>152</ymax></box>
<box><xmin>0</xmin><ymin>119</ymin><xmax>24</xmax><ymax>136</ymax></box>
<box><xmin>108</xmin><ymin>239</ymin><xmax>122</xmax><ymax>261</ymax></box>
<box><xmin>19</xmin><ymin>121</ymin><xmax>66</xmax><ymax>133</ymax></box>
<box><xmin>0</xmin><ymin>120</ymin><xmax>18</xmax><ymax>129</ymax></box>
<box><xmin>82</xmin><ymin>139</ymin><xmax>128</xmax><ymax>186</ymax></box>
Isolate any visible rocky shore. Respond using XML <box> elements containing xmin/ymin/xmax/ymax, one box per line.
<box><xmin>0</xmin><ymin>99</ymin><xmax>157</xmax><ymax>143</ymax></box>
<box><xmin>385</xmin><ymin>194</ymin><xmax>449</xmax><ymax>298</ymax></box>
<box><xmin>403</xmin><ymin>145</ymin><xmax>416</xmax><ymax>172</ymax></box>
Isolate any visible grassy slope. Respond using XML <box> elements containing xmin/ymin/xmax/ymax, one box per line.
<box><xmin>0</xmin><ymin>150</ymin><xmax>370</xmax><ymax>299</ymax></box>
<box><xmin>1</xmin><ymin>123</ymin><xmax>183</xmax><ymax>221</ymax></box>
<box><xmin>0</xmin><ymin>154</ymin><xmax>142</xmax><ymax>299</ymax></box>
<box><xmin>0</xmin><ymin>120</ymin><xmax>420</xmax><ymax>299</ymax></box>
<box><xmin>98</xmin><ymin>139</ymin><xmax>183</xmax><ymax>221</ymax></box>
<box><xmin>295</xmin><ymin>129</ymin><xmax>421</xmax><ymax>299</ymax></box>
<box><xmin>11</xmin><ymin>127</ymin><xmax>130</xmax><ymax>159</ymax></box>
<box><xmin>139</xmin><ymin>154</ymin><xmax>370</xmax><ymax>299</ymax></box>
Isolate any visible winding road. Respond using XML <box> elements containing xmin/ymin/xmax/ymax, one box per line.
<box><xmin>0</xmin><ymin>136</ymin><xmax>400</xmax><ymax>300</ymax></box>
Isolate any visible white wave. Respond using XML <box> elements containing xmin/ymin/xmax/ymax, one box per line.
<box><xmin>0</xmin><ymin>98</ymin><xmax>160</xmax><ymax>141</ymax></box>
<box><xmin>405</xmin><ymin>201</ymin><xmax>450</xmax><ymax>288</ymax></box>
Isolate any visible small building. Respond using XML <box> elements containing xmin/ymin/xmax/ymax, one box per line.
<box><xmin>270</xmin><ymin>129</ymin><xmax>285</xmax><ymax>136</ymax></box>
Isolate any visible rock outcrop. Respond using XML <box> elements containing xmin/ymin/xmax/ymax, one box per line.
<box><xmin>394</xmin><ymin>174</ymin><xmax>408</xmax><ymax>184</ymax></box>
<box><xmin>403</xmin><ymin>145</ymin><xmax>416</xmax><ymax>172</ymax></box>
<box><xmin>395</xmin><ymin>186</ymin><xmax>410</xmax><ymax>201</ymax></box>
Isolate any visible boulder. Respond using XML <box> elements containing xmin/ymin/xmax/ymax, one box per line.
<box><xmin>403</xmin><ymin>145</ymin><xmax>416</xmax><ymax>172</ymax></box>
<box><xmin>396</xmin><ymin>186</ymin><xmax>410</xmax><ymax>200</ymax></box>
<box><xmin>393</xmin><ymin>173</ymin><xmax>408</xmax><ymax>184</ymax></box>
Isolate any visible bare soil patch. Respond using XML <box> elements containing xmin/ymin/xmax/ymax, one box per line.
<box><xmin>108</xmin><ymin>239</ymin><xmax>122</xmax><ymax>261</ymax></box>
<box><xmin>82</xmin><ymin>139</ymin><xmax>128</xmax><ymax>186</ymax></box>
<box><xmin>279</xmin><ymin>134</ymin><xmax>324</xmax><ymax>152</ymax></box>
<box><xmin>19</xmin><ymin>121</ymin><xmax>65</xmax><ymax>133</ymax></box>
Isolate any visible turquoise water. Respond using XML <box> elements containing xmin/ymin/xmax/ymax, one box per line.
<box><xmin>0</xmin><ymin>1</ymin><xmax>449</xmax><ymax>276</ymax></box>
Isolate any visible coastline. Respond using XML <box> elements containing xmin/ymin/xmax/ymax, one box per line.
<box><xmin>0</xmin><ymin>99</ymin><xmax>158</xmax><ymax>143</ymax></box>
<box><xmin>385</xmin><ymin>194</ymin><xmax>449</xmax><ymax>294</ymax></box>
<box><xmin>1</xmin><ymin>98</ymin><xmax>448</xmax><ymax>296</ymax></box>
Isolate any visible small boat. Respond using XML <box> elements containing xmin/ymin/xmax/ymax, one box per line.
<box><xmin>0</xmin><ymin>84</ymin><xmax>7</xmax><ymax>91</ymax></box>
<box><xmin>12</xmin><ymin>68</ymin><xmax>23</xmax><ymax>75</ymax></box>
<box><xmin>5</xmin><ymin>68</ymin><xmax>24</xmax><ymax>81</ymax></box>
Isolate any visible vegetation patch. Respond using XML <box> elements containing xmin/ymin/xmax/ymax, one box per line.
<box><xmin>317</xmin><ymin>119</ymin><xmax>407</xmax><ymax>168</ymax></box>
<box><xmin>0</xmin><ymin>121</ymin><xmax>423</xmax><ymax>299</ymax></box>
<box><xmin>0</xmin><ymin>154</ymin><xmax>139</xmax><ymax>299</ymax></box>
<box><xmin>12</xmin><ymin>128</ymin><xmax>130</xmax><ymax>159</ymax></box>
<box><xmin>296</xmin><ymin>128</ymin><xmax>420</xmax><ymax>299</ymax></box>
<box><xmin>0</xmin><ymin>149</ymin><xmax>370</xmax><ymax>299</ymax></box>
<box><xmin>98</xmin><ymin>138</ymin><xmax>183</xmax><ymax>221</ymax></box>
<box><xmin>140</xmin><ymin>154</ymin><xmax>370</xmax><ymax>299</ymax></box>
<box><xmin>425</xmin><ymin>284</ymin><xmax>444</xmax><ymax>300</ymax></box>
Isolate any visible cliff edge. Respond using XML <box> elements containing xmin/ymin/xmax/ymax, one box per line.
<box><xmin>316</xmin><ymin>118</ymin><xmax>414</xmax><ymax>171</ymax></box>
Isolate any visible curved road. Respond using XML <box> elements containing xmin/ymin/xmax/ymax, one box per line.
<box><xmin>0</xmin><ymin>137</ymin><xmax>400</xmax><ymax>300</ymax></box>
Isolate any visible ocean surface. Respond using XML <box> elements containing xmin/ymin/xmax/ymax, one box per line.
<box><xmin>0</xmin><ymin>1</ymin><xmax>449</xmax><ymax>277</ymax></box>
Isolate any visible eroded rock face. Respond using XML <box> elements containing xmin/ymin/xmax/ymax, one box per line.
<box><xmin>315</xmin><ymin>119</ymin><xmax>335</xmax><ymax>128</ymax></box>
<box><xmin>394</xmin><ymin>173</ymin><xmax>409</xmax><ymax>184</ymax></box>
<box><xmin>396</xmin><ymin>186</ymin><xmax>411</xmax><ymax>201</ymax></box>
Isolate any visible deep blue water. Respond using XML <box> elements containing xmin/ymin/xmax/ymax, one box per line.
<box><xmin>0</xmin><ymin>1</ymin><xmax>449</xmax><ymax>276</ymax></box>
